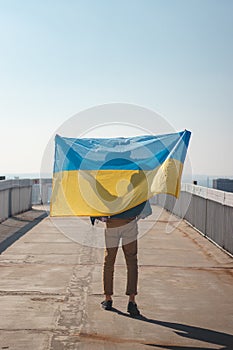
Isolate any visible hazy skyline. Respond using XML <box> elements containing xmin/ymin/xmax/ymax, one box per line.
<box><xmin>0</xmin><ymin>0</ymin><xmax>233</xmax><ymax>177</ymax></box>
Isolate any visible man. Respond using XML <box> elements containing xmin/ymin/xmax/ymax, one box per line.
<box><xmin>91</xmin><ymin>200</ymin><xmax>152</xmax><ymax>317</ymax></box>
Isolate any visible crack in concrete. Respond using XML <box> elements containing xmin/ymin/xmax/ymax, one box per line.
<box><xmin>0</xmin><ymin>291</ymin><xmax>66</xmax><ymax>296</ymax></box>
<box><xmin>49</xmin><ymin>246</ymin><xmax>97</xmax><ymax>350</ymax></box>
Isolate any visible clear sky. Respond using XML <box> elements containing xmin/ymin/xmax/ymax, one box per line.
<box><xmin>0</xmin><ymin>0</ymin><xmax>233</xmax><ymax>177</ymax></box>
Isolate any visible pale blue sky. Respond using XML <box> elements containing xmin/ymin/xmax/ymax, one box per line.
<box><xmin>0</xmin><ymin>0</ymin><xmax>233</xmax><ymax>176</ymax></box>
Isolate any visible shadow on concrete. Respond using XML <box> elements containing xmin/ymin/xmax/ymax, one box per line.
<box><xmin>0</xmin><ymin>210</ymin><xmax>47</xmax><ymax>254</ymax></box>
<box><xmin>110</xmin><ymin>308</ymin><xmax>233</xmax><ymax>350</ymax></box>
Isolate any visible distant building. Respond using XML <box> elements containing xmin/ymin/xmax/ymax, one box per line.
<box><xmin>213</xmin><ymin>178</ymin><xmax>233</xmax><ymax>193</ymax></box>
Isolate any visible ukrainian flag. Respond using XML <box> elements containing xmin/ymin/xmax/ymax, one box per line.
<box><xmin>50</xmin><ymin>130</ymin><xmax>191</xmax><ymax>217</ymax></box>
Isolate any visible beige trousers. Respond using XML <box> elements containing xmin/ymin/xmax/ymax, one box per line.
<box><xmin>103</xmin><ymin>218</ymin><xmax>138</xmax><ymax>296</ymax></box>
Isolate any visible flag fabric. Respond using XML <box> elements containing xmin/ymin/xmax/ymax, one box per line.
<box><xmin>50</xmin><ymin>130</ymin><xmax>191</xmax><ymax>217</ymax></box>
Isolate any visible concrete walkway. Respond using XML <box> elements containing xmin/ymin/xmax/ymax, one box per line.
<box><xmin>0</xmin><ymin>206</ymin><xmax>232</xmax><ymax>350</ymax></box>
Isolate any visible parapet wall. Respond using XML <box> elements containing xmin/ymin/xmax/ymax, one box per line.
<box><xmin>0</xmin><ymin>179</ymin><xmax>52</xmax><ymax>222</ymax></box>
<box><xmin>152</xmin><ymin>184</ymin><xmax>233</xmax><ymax>256</ymax></box>
<box><xmin>0</xmin><ymin>179</ymin><xmax>33</xmax><ymax>222</ymax></box>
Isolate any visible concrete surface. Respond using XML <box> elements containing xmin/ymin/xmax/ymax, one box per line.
<box><xmin>0</xmin><ymin>206</ymin><xmax>232</xmax><ymax>349</ymax></box>
<box><xmin>0</xmin><ymin>209</ymin><xmax>47</xmax><ymax>253</ymax></box>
